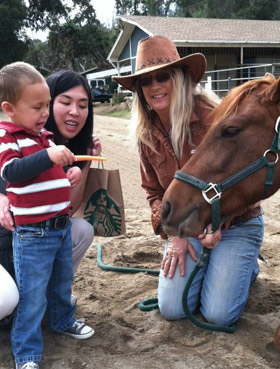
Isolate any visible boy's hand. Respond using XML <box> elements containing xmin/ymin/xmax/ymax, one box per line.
<box><xmin>47</xmin><ymin>145</ymin><xmax>76</xmax><ymax>166</ymax></box>
<box><xmin>66</xmin><ymin>166</ymin><xmax>82</xmax><ymax>187</ymax></box>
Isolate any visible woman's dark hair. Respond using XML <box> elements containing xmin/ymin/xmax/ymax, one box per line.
<box><xmin>45</xmin><ymin>70</ymin><xmax>93</xmax><ymax>167</ymax></box>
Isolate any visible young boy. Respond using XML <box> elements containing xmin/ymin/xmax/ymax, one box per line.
<box><xmin>0</xmin><ymin>62</ymin><xmax>94</xmax><ymax>369</ymax></box>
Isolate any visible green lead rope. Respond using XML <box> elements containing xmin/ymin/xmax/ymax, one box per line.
<box><xmin>97</xmin><ymin>242</ymin><xmax>159</xmax><ymax>275</ymax></box>
<box><xmin>181</xmin><ymin>247</ymin><xmax>235</xmax><ymax>333</ymax></box>
<box><xmin>97</xmin><ymin>242</ymin><xmax>235</xmax><ymax>333</ymax></box>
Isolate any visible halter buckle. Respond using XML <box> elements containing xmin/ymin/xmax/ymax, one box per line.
<box><xmin>202</xmin><ymin>183</ymin><xmax>221</xmax><ymax>204</ymax></box>
<box><xmin>263</xmin><ymin>149</ymin><xmax>279</xmax><ymax>164</ymax></box>
<box><xmin>275</xmin><ymin>116</ymin><xmax>280</xmax><ymax>133</ymax></box>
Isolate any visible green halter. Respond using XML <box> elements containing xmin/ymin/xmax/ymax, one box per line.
<box><xmin>174</xmin><ymin>116</ymin><xmax>280</xmax><ymax>232</ymax></box>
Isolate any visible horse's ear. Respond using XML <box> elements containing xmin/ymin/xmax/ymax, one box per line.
<box><xmin>264</xmin><ymin>72</ymin><xmax>276</xmax><ymax>82</ymax></box>
<box><xmin>263</xmin><ymin>75</ymin><xmax>280</xmax><ymax>103</ymax></box>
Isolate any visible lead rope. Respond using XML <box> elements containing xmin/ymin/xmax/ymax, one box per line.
<box><xmin>97</xmin><ymin>242</ymin><xmax>235</xmax><ymax>333</ymax></box>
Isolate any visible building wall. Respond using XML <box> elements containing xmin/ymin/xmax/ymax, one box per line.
<box><xmin>119</xmin><ymin>28</ymin><xmax>148</xmax><ymax>72</ymax></box>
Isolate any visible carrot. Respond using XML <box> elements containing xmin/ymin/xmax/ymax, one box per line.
<box><xmin>75</xmin><ymin>155</ymin><xmax>107</xmax><ymax>162</ymax></box>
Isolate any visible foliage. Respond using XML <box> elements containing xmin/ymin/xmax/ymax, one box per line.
<box><xmin>115</xmin><ymin>0</ymin><xmax>280</xmax><ymax>19</ymax></box>
<box><xmin>25</xmin><ymin>0</ymin><xmax>69</xmax><ymax>31</ymax></box>
<box><xmin>0</xmin><ymin>0</ymin><xmax>27</xmax><ymax>67</ymax></box>
<box><xmin>46</xmin><ymin>21</ymin><xmax>112</xmax><ymax>72</ymax></box>
<box><xmin>21</xmin><ymin>0</ymin><xmax>113</xmax><ymax>73</ymax></box>
<box><xmin>115</xmin><ymin>0</ymin><xmax>175</xmax><ymax>16</ymax></box>
<box><xmin>23</xmin><ymin>39</ymin><xmax>51</xmax><ymax>76</ymax></box>
<box><xmin>202</xmin><ymin>0</ymin><xmax>280</xmax><ymax>20</ymax></box>
<box><xmin>111</xmin><ymin>93</ymin><xmax>127</xmax><ymax>105</ymax></box>
<box><xmin>2</xmin><ymin>0</ymin><xmax>280</xmax><ymax>74</ymax></box>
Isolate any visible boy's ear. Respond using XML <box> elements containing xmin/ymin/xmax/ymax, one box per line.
<box><xmin>1</xmin><ymin>101</ymin><xmax>14</xmax><ymax>118</ymax></box>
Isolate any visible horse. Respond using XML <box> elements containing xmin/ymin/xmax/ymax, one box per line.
<box><xmin>161</xmin><ymin>73</ymin><xmax>280</xmax><ymax>238</ymax></box>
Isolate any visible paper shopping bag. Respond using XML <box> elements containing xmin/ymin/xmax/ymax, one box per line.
<box><xmin>75</xmin><ymin>167</ymin><xmax>126</xmax><ymax>237</ymax></box>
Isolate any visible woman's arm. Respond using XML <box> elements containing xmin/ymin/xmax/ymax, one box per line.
<box><xmin>139</xmin><ymin>149</ymin><xmax>166</xmax><ymax>237</ymax></box>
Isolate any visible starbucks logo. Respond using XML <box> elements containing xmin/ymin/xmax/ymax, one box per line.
<box><xmin>84</xmin><ymin>189</ymin><xmax>122</xmax><ymax>236</ymax></box>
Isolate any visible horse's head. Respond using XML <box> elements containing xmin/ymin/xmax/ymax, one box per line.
<box><xmin>162</xmin><ymin>73</ymin><xmax>280</xmax><ymax>237</ymax></box>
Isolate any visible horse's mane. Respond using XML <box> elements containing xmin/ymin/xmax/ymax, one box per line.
<box><xmin>212</xmin><ymin>74</ymin><xmax>276</xmax><ymax>125</ymax></box>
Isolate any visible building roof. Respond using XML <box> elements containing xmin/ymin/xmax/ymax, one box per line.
<box><xmin>108</xmin><ymin>15</ymin><xmax>280</xmax><ymax>65</ymax></box>
<box><xmin>119</xmin><ymin>15</ymin><xmax>280</xmax><ymax>44</ymax></box>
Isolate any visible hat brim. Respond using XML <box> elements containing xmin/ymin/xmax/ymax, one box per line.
<box><xmin>112</xmin><ymin>53</ymin><xmax>206</xmax><ymax>92</ymax></box>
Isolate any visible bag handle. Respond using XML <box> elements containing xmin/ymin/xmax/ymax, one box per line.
<box><xmin>98</xmin><ymin>153</ymin><xmax>105</xmax><ymax>169</ymax></box>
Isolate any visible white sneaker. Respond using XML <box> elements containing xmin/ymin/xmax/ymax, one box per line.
<box><xmin>71</xmin><ymin>294</ymin><xmax>77</xmax><ymax>306</ymax></box>
<box><xmin>63</xmin><ymin>318</ymin><xmax>94</xmax><ymax>340</ymax></box>
<box><xmin>16</xmin><ymin>362</ymin><xmax>39</xmax><ymax>369</ymax></box>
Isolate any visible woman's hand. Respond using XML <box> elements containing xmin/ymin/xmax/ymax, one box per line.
<box><xmin>197</xmin><ymin>224</ymin><xmax>222</xmax><ymax>249</ymax></box>
<box><xmin>66</xmin><ymin>166</ymin><xmax>82</xmax><ymax>188</ymax></box>
<box><xmin>88</xmin><ymin>135</ymin><xmax>102</xmax><ymax>156</ymax></box>
<box><xmin>161</xmin><ymin>236</ymin><xmax>198</xmax><ymax>279</ymax></box>
<box><xmin>0</xmin><ymin>193</ymin><xmax>14</xmax><ymax>231</ymax></box>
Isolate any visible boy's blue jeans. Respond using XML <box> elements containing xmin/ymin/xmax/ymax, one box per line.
<box><xmin>11</xmin><ymin>220</ymin><xmax>75</xmax><ymax>365</ymax></box>
<box><xmin>158</xmin><ymin>216</ymin><xmax>264</xmax><ymax>327</ymax></box>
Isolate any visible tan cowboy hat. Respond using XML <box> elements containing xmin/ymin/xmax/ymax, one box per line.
<box><xmin>112</xmin><ymin>35</ymin><xmax>206</xmax><ymax>92</ymax></box>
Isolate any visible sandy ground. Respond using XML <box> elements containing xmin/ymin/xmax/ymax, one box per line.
<box><xmin>1</xmin><ymin>103</ymin><xmax>280</xmax><ymax>368</ymax></box>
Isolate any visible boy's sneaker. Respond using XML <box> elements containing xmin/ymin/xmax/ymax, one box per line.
<box><xmin>71</xmin><ymin>294</ymin><xmax>77</xmax><ymax>306</ymax></box>
<box><xmin>16</xmin><ymin>362</ymin><xmax>39</xmax><ymax>369</ymax></box>
<box><xmin>63</xmin><ymin>318</ymin><xmax>94</xmax><ymax>340</ymax></box>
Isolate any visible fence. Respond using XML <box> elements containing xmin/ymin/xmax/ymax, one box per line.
<box><xmin>202</xmin><ymin>63</ymin><xmax>280</xmax><ymax>97</ymax></box>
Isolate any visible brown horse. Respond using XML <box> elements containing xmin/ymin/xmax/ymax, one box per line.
<box><xmin>161</xmin><ymin>73</ymin><xmax>280</xmax><ymax>238</ymax></box>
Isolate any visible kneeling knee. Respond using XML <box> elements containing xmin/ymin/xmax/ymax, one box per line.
<box><xmin>202</xmin><ymin>309</ymin><xmax>235</xmax><ymax>327</ymax></box>
<box><xmin>158</xmin><ymin>299</ymin><xmax>185</xmax><ymax>321</ymax></box>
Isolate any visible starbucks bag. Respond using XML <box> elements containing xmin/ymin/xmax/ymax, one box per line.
<box><xmin>75</xmin><ymin>167</ymin><xmax>126</xmax><ymax>237</ymax></box>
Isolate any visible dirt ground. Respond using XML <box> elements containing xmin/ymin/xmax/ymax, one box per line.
<box><xmin>1</xmin><ymin>103</ymin><xmax>280</xmax><ymax>368</ymax></box>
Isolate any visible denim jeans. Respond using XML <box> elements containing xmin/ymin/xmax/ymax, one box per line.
<box><xmin>158</xmin><ymin>216</ymin><xmax>264</xmax><ymax>327</ymax></box>
<box><xmin>11</xmin><ymin>220</ymin><xmax>75</xmax><ymax>364</ymax></box>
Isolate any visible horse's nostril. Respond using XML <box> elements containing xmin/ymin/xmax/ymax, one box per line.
<box><xmin>162</xmin><ymin>201</ymin><xmax>171</xmax><ymax>221</ymax></box>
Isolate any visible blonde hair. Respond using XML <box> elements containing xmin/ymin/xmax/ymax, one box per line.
<box><xmin>0</xmin><ymin>61</ymin><xmax>45</xmax><ymax>105</ymax></box>
<box><xmin>131</xmin><ymin>68</ymin><xmax>220</xmax><ymax>158</ymax></box>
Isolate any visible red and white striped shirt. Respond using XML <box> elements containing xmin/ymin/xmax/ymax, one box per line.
<box><xmin>0</xmin><ymin>121</ymin><xmax>71</xmax><ymax>225</ymax></box>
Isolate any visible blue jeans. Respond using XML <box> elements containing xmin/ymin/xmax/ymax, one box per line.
<box><xmin>11</xmin><ymin>220</ymin><xmax>75</xmax><ymax>364</ymax></box>
<box><xmin>158</xmin><ymin>216</ymin><xmax>264</xmax><ymax>326</ymax></box>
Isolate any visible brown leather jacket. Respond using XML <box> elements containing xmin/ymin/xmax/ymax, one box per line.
<box><xmin>139</xmin><ymin>100</ymin><xmax>214</xmax><ymax>238</ymax></box>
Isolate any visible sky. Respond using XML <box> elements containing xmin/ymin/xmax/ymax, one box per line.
<box><xmin>92</xmin><ymin>0</ymin><xmax>116</xmax><ymax>27</ymax></box>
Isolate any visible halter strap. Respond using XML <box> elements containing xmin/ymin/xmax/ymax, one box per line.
<box><xmin>174</xmin><ymin>116</ymin><xmax>280</xmax><ymax>232</ymax></box>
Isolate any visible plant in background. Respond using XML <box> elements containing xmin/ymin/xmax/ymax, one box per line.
<box><xmin>111</xmin><ymin>93</ymin><xmax>126</xmax><ymax>106</ymax></box>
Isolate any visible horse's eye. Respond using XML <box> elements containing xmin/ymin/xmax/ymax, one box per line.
<box><xmin>222</xmin><ymin>126</ymin><xmax>241</xmax><ymax>137</ymax></box>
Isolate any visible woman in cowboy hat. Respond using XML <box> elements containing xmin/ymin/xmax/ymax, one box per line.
<box><xmin>113</xmin><ymin>35</ymin><xmax>264</xmax><ymax>326</ymax></box>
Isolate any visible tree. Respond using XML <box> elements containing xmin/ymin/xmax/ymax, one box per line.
<box><xmin>185</xmin><ymin>0</ymin><xmax>280</xmax><ymax>19</ymax></box>
<box><xmin>46</xmin><ymin>21</ymin><xmax>112</xmax><ymax>72</ymax></box>
<box><xmin>23</xmin><ymin>39</ymin><xmax>52</xmax><ymax>75</ymax></box>
<box><xmin>172</xmin><ymin>0</ymin><xmax>206</xmax><ymax>17</ymax></box>
<box><xmin>23</xmin><ymin>0</ymin><xmax>113</xmax><ymax>73</ymax></box>
<box><xmin>232</xmin><ymin>0</ymin><xmax>280</xmax><ymax>20</ymax></box>
<box><xmin>115</xmin><ymin>0</ymin><xmax>175</xmax><ymax>16</ymax></box>
<box><xmin>0</xmin><ymin>0</ymin><xmax>27</xmax><ymax>67</ymax></box>
<box><xmin>25</xmin><ymin>0</ymin><xmax>71</xmax><ymax>31</ymax></box>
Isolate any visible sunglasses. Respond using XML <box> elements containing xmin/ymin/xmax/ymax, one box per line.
<box><xmin>138</xmin><ymin>72</ymin><xmax>171</xmax><ymax>87</ymax></box>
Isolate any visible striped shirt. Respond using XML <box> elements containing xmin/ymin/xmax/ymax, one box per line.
<box><xmin>0</xmin><ymin>121</ymin><xmax>71</xmax><ymax>225</ymax></box>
